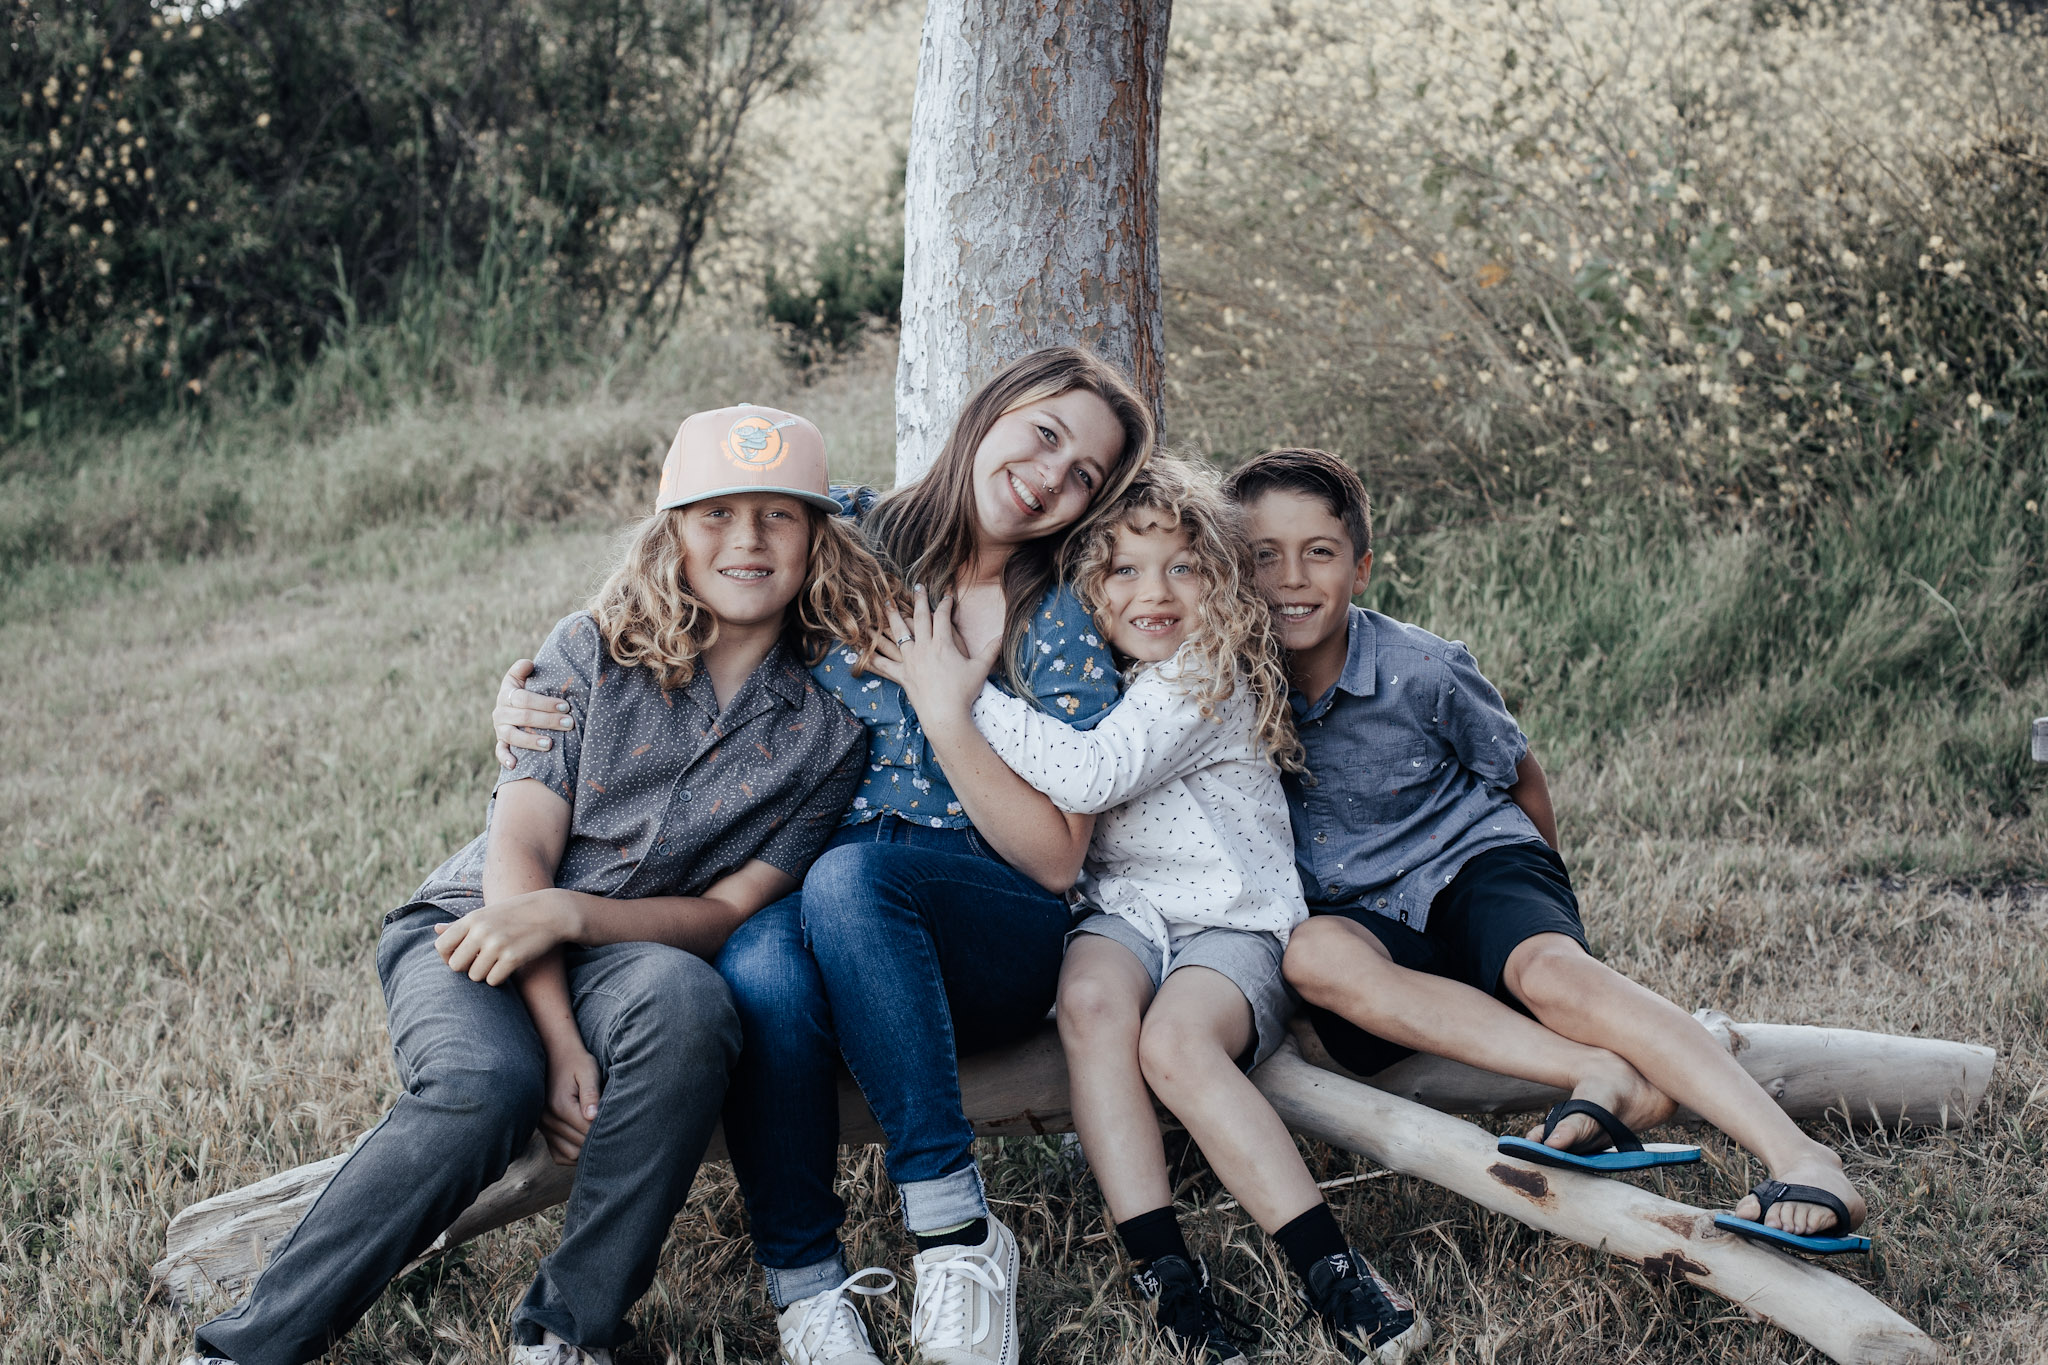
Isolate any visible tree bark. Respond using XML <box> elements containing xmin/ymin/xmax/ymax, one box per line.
<box><xmin>894</xmin><ymin>0</ymin><xmax>1170</xmax><ymax>483</ymax></box>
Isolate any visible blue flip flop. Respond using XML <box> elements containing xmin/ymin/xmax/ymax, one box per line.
<box><xmin>1495</xmin><ymin>1099</ymin><xmax>1703</xmax><ymax>1174</ymax></box>
<box><xmin>1714</xmin><ymin>1180</ymin><xmax>1871</xmax><ymax>1255</ymax></box>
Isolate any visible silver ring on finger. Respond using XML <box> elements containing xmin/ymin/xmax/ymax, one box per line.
<box><xmin>894</xmin><ymin>635</ymin><xmax>914</xmax><ymax>647</ymax></box>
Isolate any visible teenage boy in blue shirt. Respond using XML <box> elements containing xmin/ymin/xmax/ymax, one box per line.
<box><xmin>1223</xmin><ymin>448</ymin><xmax>1867</xmax><ymax>1250</ymax></box>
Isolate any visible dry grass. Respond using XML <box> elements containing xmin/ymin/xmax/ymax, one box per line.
<box><xmin>2</xmin><ymin>495</ymin><xmax>2044</xmax><ymax>1364</ymax></box>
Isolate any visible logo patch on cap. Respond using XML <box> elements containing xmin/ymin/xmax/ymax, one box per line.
<box><xmin>723</xmin><ymin>414</ymin><xmax>794</xmax><ymax>472</ymax></box>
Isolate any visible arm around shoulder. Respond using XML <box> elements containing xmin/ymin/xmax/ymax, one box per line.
<box><xmin>970</xmin><ymin>667</ymin><xmax>1223</xmax><ymax>814</ymax></box>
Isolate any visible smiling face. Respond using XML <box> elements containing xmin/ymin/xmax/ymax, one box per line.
<box><xmin>1096</xmin><ymin>515</ymin><xmax>1205</xmax><ymax>663</ymax></box>
<box><xmin>1241</xmin><ymin>487</ymin><xmax>1372</xmax><ymax>684</ymax></box>
<box><xmin>675</xmin><ymin>491</ymin><xmax>813</xmax><ymax>632</ymax></box>
<box><xmin>968</xmin><ymin>388</ymin><xmax>1127</xmax><ymax>550</ymax></box>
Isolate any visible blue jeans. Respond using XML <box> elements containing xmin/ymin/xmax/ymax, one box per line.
<box><xmin>197</xmin><ymin>907</ymin><xmax>740</xmax><ymax>1364</ymax></box>
<box><xmin>715</xmin><ymin>818</ymin><xmax>1072</xmax><ymax>1306</ymax></box>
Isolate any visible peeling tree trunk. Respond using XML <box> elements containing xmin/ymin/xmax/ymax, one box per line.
<box><xmin>894</xmin><ymin>0</ymin><xmax>1171</xmax><ymax>484</ymax></box>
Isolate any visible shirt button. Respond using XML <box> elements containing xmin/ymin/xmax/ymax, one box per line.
<box><xmin>1314</xmin><ymin>832</ymin><xmax>1327</xmax><ymax>844</ymax></box>
<box><xmin>1327</xmin><ymin>883</ymin><xmax>1341</xmax><ymax>895</ymax></box>
<box><xmin>679</xmin><ymin>790</ymin><xmax>692</xmax><ymax>802</ymax></box>
<box><xmin>1376</xmin><ymin>898</ymin><xmax>1388</xmax><ymax>908</ymax></box>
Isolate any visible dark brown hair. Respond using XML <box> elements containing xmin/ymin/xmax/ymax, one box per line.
<box><xmin>863</xmin><ymin>347</ymin><xmax>1156</xmax><ymax>697</ymax></box>
<box><xmin>1221</xmin><ymin>447</ymin><xmax>1373</xmax><ymax>560</ymax></box>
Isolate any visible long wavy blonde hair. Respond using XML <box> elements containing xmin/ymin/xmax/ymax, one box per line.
<box><xmin>1065</xmin><ymin>454</ymin><xmax>1304</xmax><ymax>771</ymax></box>
<box><xmin>590</xmin><ymin>503</ymin><xmax>892</xmax><ymax>690</ymax></box>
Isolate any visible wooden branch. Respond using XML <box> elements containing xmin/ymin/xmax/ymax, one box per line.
<box><xmin>1348</xmin><ymin>1010</ymin><xmax>1997</xmax><ymax>1129</ymax></box>
<box><xmin>151</xmin><ymin>1028</ymin><xmax>1085</xmax><ymax>1309</ymax></box>
<box><xmin>155</xmin><ymin>1010</ymin><xmax>1993</xmax><ymax>1353</ymax></box>
<box><xmin>1254</xmin><ymin>1043</ymin><xmax>1940</xmax><ymax>1365</ymax></box>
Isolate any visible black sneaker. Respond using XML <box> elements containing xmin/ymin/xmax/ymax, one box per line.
<box><xmin>1301</xmin><ymin>1248</ymin><xmax>1433</xmax><ymax>1365</ymax></box>
<box><xmin>1130</xmin><ymin>1254</ymin><xmax>1250</xmax><ymax>1365</ymax></box>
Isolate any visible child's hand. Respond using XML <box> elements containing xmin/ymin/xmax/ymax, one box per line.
<box><xmin>435</xmin><ymin>892</ymin><xmax>578</xmax><ymax>986</ymax></box>
<box><xmin>494</xmin><ymin>657</ymin><xmax>574</xmax><ymax>770</ymax></box>
<box><xmin>539</xmin><ymin>1042</ymin><xmax>601</xmax><ymax>1165</ymax></box>
<box><xmin>874</xmin><ymin>586</ymin><xmax>1001</xmax><ymax>721</ymax></box>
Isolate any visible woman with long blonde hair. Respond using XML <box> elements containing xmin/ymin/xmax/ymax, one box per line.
<box><xmin>494</xmin><ymin>348</ymin><xmax>1155</xmax><ymax>1365</ymax></box>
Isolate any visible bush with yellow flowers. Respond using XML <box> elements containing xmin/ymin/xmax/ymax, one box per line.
<box><xmin>1160</xmin><ymin>0</ymin><xmax>2048</xmax><ymax>519</ymax></box>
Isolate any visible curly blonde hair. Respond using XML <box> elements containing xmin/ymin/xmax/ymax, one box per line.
<box><xmin>590</xmin><ymin>503</ymin><xmax>892</xmax><ymax>690</ymax></box>
<box><xmin>1064</xmin><ymin>454</ymin><xmax>1304</xmax><ymax>772</ymax></box>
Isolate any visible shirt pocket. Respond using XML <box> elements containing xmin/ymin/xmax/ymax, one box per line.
<box><xmin>1357</xmin><ymin>737</ymin><xmax>1443</xmax><ymax>828</ymax></box>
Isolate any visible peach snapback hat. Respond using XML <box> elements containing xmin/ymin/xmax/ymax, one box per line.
<box><xmin>655</xmin><ymin>404</ymin><xmax>839</xmax><ymax>513</ymax></box>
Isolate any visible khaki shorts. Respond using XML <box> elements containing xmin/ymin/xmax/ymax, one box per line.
<box><xmin>1069</xmin><ymin>913</ymin><xmax>1296</xmax><ymax>1069</ymax></box>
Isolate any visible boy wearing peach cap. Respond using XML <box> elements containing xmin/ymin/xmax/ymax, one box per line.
<box><xmin>185</xmin><ymin>407</ymin><xmax>890</xmax><ymax>1365</ymax></box>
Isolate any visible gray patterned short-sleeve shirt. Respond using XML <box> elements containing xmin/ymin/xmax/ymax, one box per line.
<box><xmin>406</xmin><ymin>611</ymin><xmax>866</xmax><ymax>918</ymax></box>
<box><xmin>1287</xmin><ymin>606</ymin><xmax>1542</xmax><ymax>930</ymax></box>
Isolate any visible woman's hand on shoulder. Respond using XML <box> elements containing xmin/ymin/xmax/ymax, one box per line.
<box><xmin>870</xmin><ymin>586</ymin><xmax>1001</xmax><ymax>723</ymax></box>
<box><xmin>494</xmin><ymin>657</ymin><xmax>574</xmax><ymax>769</ymax></box>
<box><xmin>434</xmin><ymin>889</ymin><xmax>582</xmax><ymax>985</ymax></box>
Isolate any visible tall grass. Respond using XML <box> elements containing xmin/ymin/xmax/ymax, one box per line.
<box><xmin>0</xmin><ymin>315</ymin><xmax>900</xmax><ymax>614</ymax></box>
<box><xmin>1362</xmin><ymin>425</ymin><xmax>2047</xmax><ymax>876</ymax></box>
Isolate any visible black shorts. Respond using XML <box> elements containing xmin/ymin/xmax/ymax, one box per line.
<box><xmin>1304</xmin><ymin>842</ymin><xmax>1588</xmax><ymax>1078</ymax></box>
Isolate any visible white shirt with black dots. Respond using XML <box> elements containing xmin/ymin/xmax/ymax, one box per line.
<box><xmin>970</xmin><ymin>645</ymin><xmax>1307</xmax><ymax>963</ymax></box>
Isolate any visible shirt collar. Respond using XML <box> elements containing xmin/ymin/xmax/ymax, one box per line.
<box><xmin>758</xmin><ymin>638</ymin><xmax>811</xmax><ymax>708</ymax></box>
<box><xmin>681</xmin><ymin>637</ymin><xmax>807</xmax><ymax>720</ymax></box>
<box><xmin>1293</xmin><ymin>606</ymin><xmax>1376</xmax><ymax>721</ymax></box>
<box><xmin>1334</xmin><ymin>606</ymin><xmax>1378</xmax><ymax>697</ymax></box>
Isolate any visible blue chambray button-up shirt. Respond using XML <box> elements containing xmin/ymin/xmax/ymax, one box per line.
<box><xmin>1285</xmin><ymin>605</ymin><xmax>1544</xmax><ymax>930</ymax></box>
<box><xmin>810</xmin><ymin>485</ymin><xmax>1121</xmax><ymax>829</ymax></box>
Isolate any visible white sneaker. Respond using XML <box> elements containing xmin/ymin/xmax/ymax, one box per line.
<box><xmin>778</xmin><ymin>1266</ymin><xmax>898</xmax><ymax>1364</ymax></box>
<box><xmin>908</xmin><ymin>1218</ymin><xmax>1020</xmax><ymax>1365</ymax></box>
<box><xmin>176</xmin><ymin>1356</ymin><xmax>235</xmax><ymax>1365</ymax></box>
<box><xmin>509</xmin><ymin>1340</ymin><xmax>614</xmax><ymax>1365</ymax></box>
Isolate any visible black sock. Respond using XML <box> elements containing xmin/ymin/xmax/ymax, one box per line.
<box><xmin>1116</xmin><ymin>1205</ymin><xmax>1191</xmax><ymax>1267</ymax></box>
<box><xmin>1273</xmin><ymin>1203</ymin><xmax>1349</xmax><ymax>1283</ymax></box>
<box><xmin>913</xmin><ymin>1217</ymin><xmax>989</xmax><ymax>1254</ymax></box>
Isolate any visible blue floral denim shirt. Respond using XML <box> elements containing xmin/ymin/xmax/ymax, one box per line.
<box><xmin>812</xmin><ymin>485</ymin><xmax>1120</xmax><ymax>828</ymax></box>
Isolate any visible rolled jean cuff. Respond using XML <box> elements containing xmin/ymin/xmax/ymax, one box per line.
<box><xmin>898</xmin><ymin>1164</ymin><xmax>988</xmax><ymax>1235</ymax></box>
<box><xmin>764</xmin><ymin>1248</ymin><xmax>848</xmax><ymax>1310</ymax></box>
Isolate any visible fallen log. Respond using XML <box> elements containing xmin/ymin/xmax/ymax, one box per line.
<box><xmin>1256</xmin><ymin>1043</ymin><xmax>1941</xmax><ymax>1365</ymax></box>
<box><xmin>1349</xmin><ymin>1009</ymin><xmax>1997</xmax><ymax>1128</ymax></box>
<box><xmin>156</xmin><ymin>1012</ymin><xmax>1991</xmax><ymax>1359</ymax></box>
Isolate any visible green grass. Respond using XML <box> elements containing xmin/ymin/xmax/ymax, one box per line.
<box><xmin>1365</xmin><ymin>428</ymin><xmax>2048</xmax><ymax>884</ymax></box>
<box><xmin>0</xmin><ymin>323</ymin><xmax>900</xmax><ymax>601</ymax></box>
<box><xmin>2</xmin><ymin>352</ymin><xmax>2045</xmax><ymax>1360</ymax></box>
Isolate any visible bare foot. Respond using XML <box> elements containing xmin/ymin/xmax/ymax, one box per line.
<box><xmin>1524</xmin><ymin>1055</ymin><xmax>1677</xmax><ymax>1152</ymax></box>
<box><xmin>1732</xmin><ymin>1145</ymin><xmax>1865</xmax><ymax>1237</ymax></box>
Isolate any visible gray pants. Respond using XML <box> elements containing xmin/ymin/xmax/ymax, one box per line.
<box><xmin>197</xmin><ymin>906</ymin><xmax>740</xmax><ymax>1364</ymax></box>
